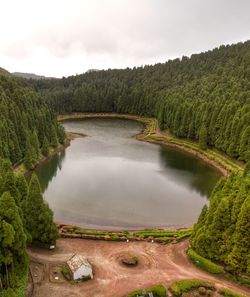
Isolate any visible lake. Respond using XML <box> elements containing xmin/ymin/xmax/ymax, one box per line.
<box><xmin>35</xmin><ymin>118</ymin><xmax>221</xmax><ymax>229</ymax></box>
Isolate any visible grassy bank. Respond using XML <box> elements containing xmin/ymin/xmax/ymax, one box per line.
<box><xmin>126</xmin><ymin>279</ymin><xmax>248</xmax><ymax>297</ymax></box>
<box><xmin>188</xmin><ymin>248</ymin><xmax>224</xmax><ymax>275</ymax></box>
<box><xmin>127</xmin><ymin>284</ymin><xmax>167</xmax><ymax>297</ymax></box>
<box><xmin>58</xmin><ymin>112</ymin><xmax>244</xmax><ymax>176</ymax></box>
<box><xmin>187</xmin><ymin>249</ymin><xmax>250</xmax><ymax>289</ymax></box>
<box><xmin>58</xmin><ymin>224</ymin><xmax>192</xmax><ymax>243</ymax></box>
<box><xmin>170</xmin><ymin>279</ymin><xmax>215</xmax><ymax>297</ymax></box>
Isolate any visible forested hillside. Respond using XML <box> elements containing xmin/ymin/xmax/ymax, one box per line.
<box><xmin>28</xmin><ymin>40</ymin><xmax>250</xmax><ymax>163</ymax></box>
<box><xmin>191</xmin><ymin>171</ymin><xmax>250</xmax><ymax>275</ymax></box>
<box><xmin>0</xmin><ymin>73</ymin><xmax>65</xmax><ymax>167</ymax></box>
<box><xmin>0</xmin><ymin>72</ymin><xmax>63</xmax><ymax>295</ymax></box>
<box><xmin>0</xmin><ymin>160</ymin><xmax>58</xmax><ymax>295</ymax></box>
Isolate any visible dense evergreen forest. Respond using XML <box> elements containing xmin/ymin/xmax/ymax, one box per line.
<box><xmin>0</xmin><ymin>73</ymin><xmax>62</xmax><ymax>295</ymax></box>
<box><xmin>0</xmin><ymin>40</ymin><xmax>249</xmax><ymax>294</ymax></box>
<box><xmin>25</xmin><ymin>40</ymin><xmax>250</xmax><ymax>163</ymax></box>
<box><xmin>191</xmin><ymin>171</ymin><xmax>250</xmax><ymax>275</ymax></box>
<box><xmin>0</xmin><ymin>73</ymin><xmax>65</xmax><ymax>166</ymax></box>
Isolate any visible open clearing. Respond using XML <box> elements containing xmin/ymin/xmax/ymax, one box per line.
<box><xmin>27</xmin><ymin>239</ymin><xmax>250</xmax><ymax>297</ymax></box>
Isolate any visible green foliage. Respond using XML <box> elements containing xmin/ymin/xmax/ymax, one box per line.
<box><xmin>41</xmin><ymin>137</ymin><xmax>49</xmax><ymax>156</ymax></box>
<box><xmin>0</xmin><ymin>74</ymin><xmax>65</xmax><ymax>165</ymax></box>
<box><xmin>199</xmin><ymin>124</ymin><xmax>208</xmax><ymax>150</ymax></box>
<box><xmin>24</xmin><ymin>174</ymin><xmax>58</xmax><ymax>245</ymax></box>
<box><xmin>127</xmin><ymin>284</ymin><xmax>167</xmax><ymax>297</ymax></box>
<box><xmin>187</xmin><ymin>249</ymin><xmax>224</xmax><ymax>274</ymax></box>
<box><xmin>226</xmin><ymin>195</ymin><xmax>250</xmax><ymax>274</ymax></box>
<box><xmin>50</xmin><ymin>125</ymin><xmax>58</xmax><ymax>148</ymax></box>
<box><xmin>63</xmin><ymin>226</ymin><xmax>191</xmax><ymax>243</ymax></box>
<box><xmin>61</xmin><ymin>266</ymin><xmax>71</xmax><ymax>281</ymax></box>
<box><xmin>191</xmin><ymin>174</ymin><xmax>250</xmax><ymax>275</ymax></box>
<box><xmin>170</xmin><ymin>279</ymin><xmax>214</xmax><ymax>297</ymax></box>
<box><xmin>243</xmin><ymin>161</ymin><xmax>250</xmax><ymax>177</ymax></box>
<box><xmin>28</xmin><ymin>40</ymin><xmax>250</xmax><ymax>163</ymax></box>
<box><xmin>219</xmin><ymin>287</ymin><xmax>248</xmax><ymax>297</ymax></box>
<box><xmin>0</xmin><ymin>191</ymin><xmax>27</xmax><ymax>291</ymax></box>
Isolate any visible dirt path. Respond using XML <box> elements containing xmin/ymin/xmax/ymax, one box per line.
<box><xmin>28</xmin><ymin>239</ymin><xmax>250</xmax><ymax>297</ymax></box>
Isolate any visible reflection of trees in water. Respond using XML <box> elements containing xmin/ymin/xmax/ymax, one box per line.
<box><xmin>35</xmin><ymin>151</ymin><xmax>66</xmax><ymax>192</ymax></box>
<box><xmin>159</xmin><ymin>146</ymin><xmax>220</xmax><ymax>198</ymax></box>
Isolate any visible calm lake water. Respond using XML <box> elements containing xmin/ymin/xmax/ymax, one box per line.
<box><xmin>35</xmin><ymin>118</ymin><xmax>221</xmax><ymax>229</ymax></box>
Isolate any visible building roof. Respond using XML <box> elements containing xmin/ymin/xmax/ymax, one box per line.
<box><xmin>67</xmin><ymin>254</ymin><xmax>92</xmax><ymax>273</ymax></box>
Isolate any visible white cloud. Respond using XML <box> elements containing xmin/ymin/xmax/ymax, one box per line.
<box><xmin>0</xmin><ymin>0</ymin><xmax>249</xmax><ymax>77</ymax></box>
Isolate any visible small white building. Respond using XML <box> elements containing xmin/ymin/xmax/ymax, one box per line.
<box><xmin>67</xmin><ymin>254</ymin><xmax>93</xmax><ymax>281</ymax></box>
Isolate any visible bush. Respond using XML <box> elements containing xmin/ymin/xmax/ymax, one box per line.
<box><xmin>188</xmin><ymin>248</ymin><xmax>224</xmax><ymax>274</ymax></box>
<box><xmin>61</xmin><ymin>266</ymin><xmax>71</xmax><ymax>281</ymax></box>
<box><xmin>198</xmin><ymin>287</ymin><xmax>207</xmax><ymax>295</ymax></box>
<box><xmin>219</xmin><ymin>288</ymin><xmax>248</xmax><ymax>297</ymax></box>
<box><xmin>127</xmin><ymin>284</ymin><xmax>168</xmax><ymax>297</ymax></box>
<box><xmin>170</xmin><ymin>279</ymin><xmax>214</xmax><ymax>297</ymax></box>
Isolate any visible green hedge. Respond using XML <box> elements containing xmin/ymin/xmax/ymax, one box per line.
<box><xmin>188</xmin><ymin>248</ymin><xmax>224</xmax><ymax>274</ymax></box>
<box><xmin>219</xmin><ymin>288</ymin><xmax>248</xmax><ymax>297</ymax></box>
<box><xmin>127</xmin><ymin>284</ymin><xmax>167</xmax><ymax>297</ymax></box>
<box><xmin>170</xmin><ymin>279</ymin><xmax>214</xmax><ymax>297</ymax></box>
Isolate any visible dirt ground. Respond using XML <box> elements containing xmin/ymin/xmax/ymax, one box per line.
<box><xmin>27</xmin><ymin>239</ymin><xmax>250</xmax><ymax>297</ymax></box>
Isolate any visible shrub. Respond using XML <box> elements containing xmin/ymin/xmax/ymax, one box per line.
<box><xmin>198</xmin><ymin>287</ymin><xmax>207</xmax><ymax>295</ymax></box>
<box><xmin>188</xmin><ymin>248</ymin><xmax>224</xmax><ymax>274</ymax></box>
<box><xmin>61</xmin><ymin>266</ymin><xmax>71</xmax><ymax>281</ymax></box>
<box><xmin>0</xmin><ymin>289</ymin><xmax>17</xmax><ymax>297</ymax></box>
<box><xmin>170</xmin><ymin>279</ymin><xmax>214</xmax><ymax>297</ymax></box>
<box><xmin>219</xmin><ymin>288</ymin><xmax>248</xmax><ymax>297</ymax></box>
<box><xmin>127</xmin><ymin>284</ymin><xmax>168</xmax><ymax>297</ymax></box>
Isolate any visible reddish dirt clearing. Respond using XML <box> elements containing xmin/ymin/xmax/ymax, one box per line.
<box><xmin>28</xmin><ymin>239</ymin><xmax>250</xmax><ymax>297</ymax></box>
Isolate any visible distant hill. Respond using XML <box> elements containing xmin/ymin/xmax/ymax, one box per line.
<box><xmin>0</xmin><ymin>67</ymin><xmax>10</xmax><ymax>76</ymax></box>
<box><xmin>12</xmin><ymin>72</ymin><xmax>51</xmax><ymax>80</ymax></box>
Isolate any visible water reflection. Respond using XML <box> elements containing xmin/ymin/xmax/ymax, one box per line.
<box><xmin>37</xmin><ymin>151</ymin><xmax>66</xmax><ymax>192</ymax></box>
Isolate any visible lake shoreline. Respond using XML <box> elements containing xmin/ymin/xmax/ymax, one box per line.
<box><xmin>58</xmin><ymin>112</ymin><xmax>243</xmax><ymax>177</ymax></box>
<box><xmin>18</xmin><ymin>112</ymin><xmax>243</xmax><ymax>233</ymax></box>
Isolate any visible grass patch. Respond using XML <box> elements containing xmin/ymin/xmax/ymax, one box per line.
<box><xmin>188</xmin><ymin>248</ymin><xmax>224</xmax><ymax>275</ymax></box>
<box><xmin>219</xmin><ymin>287</ymin><xmax>248</xmax><ymax>297</ymax></box>
<box><xmin>61</xmin><ymin>266</ymin><xmax>71</xmax><ymax>281</ymax></box>
<box><xmin>59</xmin><ymin>225</ymin><xmax>192</xmax><ymax>243</ymax></box>
<box><xmin>127</xmin><ymin>284</ymin><xmax>168</xmax><ymax>297</ymax></box>
<box><xmin>170</xmin><ymin>279</ymin><xmax>214</xmax><ymax>297</ymax></box>
<box><xmin>146</xmin><ymin>134</ymin><xmax>242</xmax><ymax>174</ymax></box>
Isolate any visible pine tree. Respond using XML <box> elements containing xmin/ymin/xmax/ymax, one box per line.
<box><xmin>207</xmin><ymin>197</ymin><xmax>231</xmax><ymax>261</ymax></box>
<box><xmin>41</xmin><ymin>137</ymin><xmax>49</xmax><ymax>157</ymax></box>
<box><xmin>24</xmin><ymin>139</ymin><xmax>36</xmax><ymax>169</ymax></box>
<box><xmin>0</xmin><ymin>192</ymin><xmax>27</xmax><ymax>286</ymax></box>
<box><xmin>15</xmin><ymin>174</ymin><xmax>28</xmax><ymax>206</ymax></box>
<box><xmin>50</xmin><ymin>126</ymin><xmax>58</xmax><ymax>148</ymax></box>
<box><xmin>226</xmin><ymin>195</ymin><xmax>250</xmax><ymax>274</ymax></box>
<box><xmin>2</xmin><ymin>172</ymin><xmax>20</xmax><ymax>207</ymax></box>
<box><xmin>30</xmin><ymin>130</ymin><xmax>40</xmax><ymax>159</ymax></box>
<box><xmin>239</xmin><ymin>127</ymin><xmax>250</xmax><ymax>160</ymax></box>
<box><xmin>0</xmin><ymin>217</ymin><xmax>15</xmax><ymax>288</ymax></box>
<box><xmin>25</xmin><ymin>174</ymin><xmax>58</xmax><ymax>245</ymax></box>
<box><xmin>199</xmin><ymin>124</ymin><xmax>208</xmax><ymax>150</ymax></box>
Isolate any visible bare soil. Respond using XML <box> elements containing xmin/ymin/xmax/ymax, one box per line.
<box><xmin>27</xmin><ymin>239</ymin><xmax>250</xmax><ymax>297</ymax></box>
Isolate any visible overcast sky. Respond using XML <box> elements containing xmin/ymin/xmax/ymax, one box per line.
<box><xmin>0</xmin><ymin>0</ymin><xmax>249</xmax><ymax>77</ymax></box>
